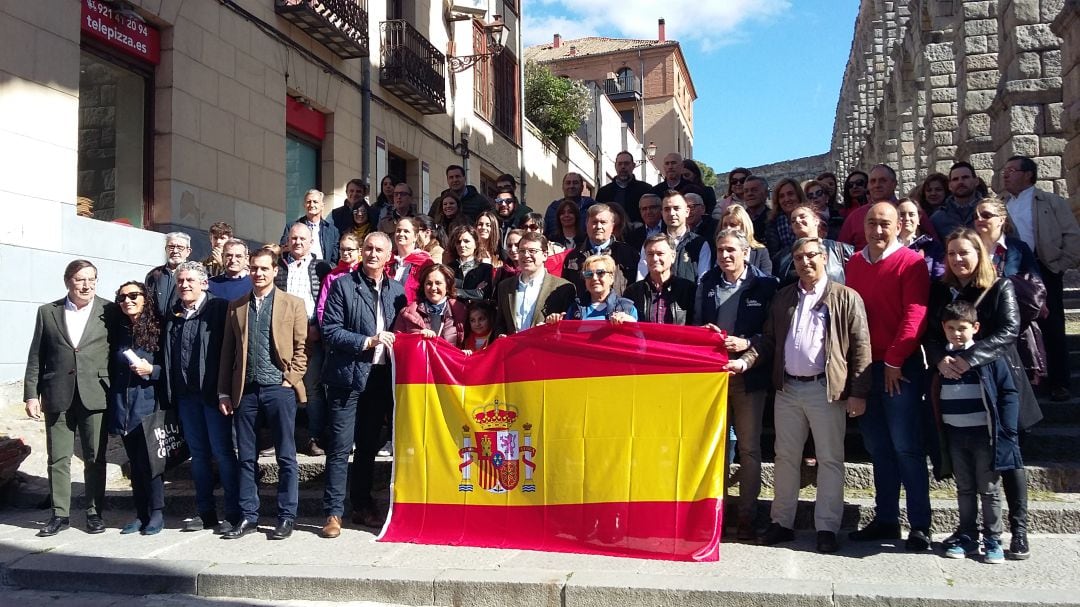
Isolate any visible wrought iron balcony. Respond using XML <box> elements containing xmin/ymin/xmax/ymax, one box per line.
<box><xmin>380</xmin><ymin>20</ymin><xmax>446</xmax><ymax>115</ymax></box>
<box><xmin>275</xmin><ymin>0</ymin><xmax>368</xmax><ymax>59</ymax></box>
<box><xmin>603</xmin><ymin>73</ymin><xmax>642</xmax><ymax>102</ymax></box>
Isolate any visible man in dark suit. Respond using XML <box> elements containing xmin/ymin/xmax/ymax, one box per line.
<box><xmin>319</xmin><ymin>232</ymin><xmax>408</xmax><ymax>537</ymax></box>
<box><xmin>562</xmin><ymin>203</ymin><xmax>639</xmax><ymax>298</ymax></box>
<box><xmin>162</xmin><ymin>261</ymin><xmax>239</xmax><ymax>535</ymax></box>
<box><xmin>595</xmin><ymin>150</ymin><xmax>653</xmax><ymax>225</ymax></box>
<box><xmin>218</xmin><ymin>247</ymin><xmax>308</xmax><ymax>540</ymax></box>
<box><xmin>494</xmin><ymin>232</ymin><xmax>577</xmax><ymax>335</ymax></box>
<box><xmin>24</xmin><ymin>259</ymin><xmax>116</xmax><ymax>536</ymax></box>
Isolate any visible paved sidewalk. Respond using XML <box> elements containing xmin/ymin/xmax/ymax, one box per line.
<box><xmin>1</xmin><ymin>509</ymin><xmax>1079</xmax><ymax>606</ymax></box>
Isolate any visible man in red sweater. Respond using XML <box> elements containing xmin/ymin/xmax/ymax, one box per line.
<box><xmin>844</xmin><ymin>202</ymin><xmax>933</xmax><ymax>551</ymax></box>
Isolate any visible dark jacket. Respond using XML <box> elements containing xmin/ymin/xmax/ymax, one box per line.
<box><xmin>924</xmin><ymin>278</ymin><xmax>1043</xmax><ymax>430</ymax></box>
<box><xmin>321</xmin><ymin>271</ymin><xmax>408</xmax><ymax>391</ymax></box>
<box><xmin>930</xmin><ymin>193</ymin><xmax>983</xmax><ymax>239</ymax></box>
<box><xmin>145</xmin><ymin>265</ymin><xmax>178</xmax><ymax>318</ymax></box>
<box><xmin>907</xmin><ymin>234</ymin><xmax>946</xmax><ymax>280</ymax></box>
<box><xmin>280</xmin><ymin>216</ymin><xmax>341</xmax><ymax>265</ymax></box>
<box><xmin>562</xmin><ymin>240</ymin><xmax>640</xmax><ymax>298</ymax></box>
<box><xmin>458</xmin><ymin>185</ymin><xmax>494</xmax><ymax>223</ymax></box>
<box><xmin>162</xmin><ymin>294</ymin><xmax>228</xmax><ymax>405</ymax></box>
<box><xmin>24</xmin><ymin>296</ymin><xmax>116</xmax><ymax>413</ymax></box>
<box><xmin>773</xmin><ymin>239</ymin><xmax>853</xmax><ymax>287</ymax></box>
<box><xmin>108</xmin><ymin>329</ymin><xmax>162</xmax><ymax>436</ymax></box>
<box><xmin>930</xmin><ymin>356</ymin><xmax>1022</xmax><ymax>472</ymax></box>
<box><xmin>596</xmin><ymin>178</ymin><xmax>653</xmax><ymax>225</ymax></box>
<box><xmin>695</xmin><ymin>264</ymin><xmax>779</xmax><ymax>392</ymax></box>
<box><xmin>449</xmin><ymin>260</ymin><xmax>495</xmax><ymax>302</ymax></box>
<box><xmin>991</xmin><ymin>236</ymin><xmax>1040</xmax><ymax>278</ymax></box>
<box><xmin>565</xmin><ymin>291</ymin><xmax>638</xmax><ymax>321</ymax></box>
<box><xmin>624</xmin><ymin>276</ymin><xmax>696</xmax><ymax>325</ymax></box>
<box><xmin>741</xmin><ymin>279</ymin><xmax>873</xmax><ymax>403</ymax></box>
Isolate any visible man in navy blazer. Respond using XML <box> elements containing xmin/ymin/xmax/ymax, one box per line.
<box><xmin>319</xmin><ymin>232</ymin><xmax>407</xmax><ymax>538</ymax></box>
<box><xmin>24</xmin><ymin>259</ymin><xmax>117</xmax><ymax>537</ymax></box>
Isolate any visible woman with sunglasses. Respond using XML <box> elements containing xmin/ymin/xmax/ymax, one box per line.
<box><xmin>446</xmin><ymin>225</ymin><xmax>495</xmax><ymax>302</ymax></box>
<box><xmin>347</xmin><ymin>199</ymin><xmax>373</xmax><ymax>242</ymax></box>
<box><xmin>803</xmin><ymin>179</ymin><xmax>839</xmax><ymax>239</ymax></box>
<box><xmin>546</xmin><ymin>254</ymin><xmax>637</xmax><ymax>323</ymax></box>
<box><xmin>714</xmin><ymin>167</ymin><xmax>751</xmax><ymax>219</ymax></box>
<box><xmin>841</xmin><ymin>171</ymin><xmax>870</xmax><ymax>218</ymax></box>
<box><xmin>973</xmin><ymin>198</ymin><xmax>1039</xmax><ymax>277</ymax></box>
<box><xmin>109</xmin><ymin>282</ymin><xmax>165</xmax><ymax>535</ymax></box>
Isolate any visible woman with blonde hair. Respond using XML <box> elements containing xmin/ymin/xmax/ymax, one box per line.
<box><xmin>973</xmin><ymin>198</ymin><xmax>1038</xmax><ymax>277</ymax></box>
<box><xmin>718</xmin><ymin>204</ymin><xmax>772</xmax><ymax>275</ymax></box>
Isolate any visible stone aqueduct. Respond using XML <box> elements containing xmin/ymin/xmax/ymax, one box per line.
<box><xmin>829</xmin><ymin>0</ymin><xmax>1079</xmax><ymax>207</ymax></box>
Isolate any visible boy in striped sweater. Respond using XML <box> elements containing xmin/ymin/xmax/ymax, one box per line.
<box><xmin>935</xmin><ymin>301</ymin><xmax>1021</xmax><ymax>564</ymax></box>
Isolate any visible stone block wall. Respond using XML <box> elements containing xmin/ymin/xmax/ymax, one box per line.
<box><xmin>830</xmin><ymin>0</ymin><xmax>1073</xmax><ymax>201</ymax></box>
<box><xmin>1052</xmin><ymin>0</ymin><xmax>1080</xmax><ymax>213</ymax></box>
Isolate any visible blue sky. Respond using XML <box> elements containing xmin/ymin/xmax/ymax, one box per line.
<box><xmin>522</xmin><ymin>0</ymin><xmax>860</xmax><ymax>174</ymax></box>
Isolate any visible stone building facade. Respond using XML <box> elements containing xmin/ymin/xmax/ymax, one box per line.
<box><xmin>830</xmin><ymin>0</ymin><xmax>1077</xmax><ymax>206</ymax></box>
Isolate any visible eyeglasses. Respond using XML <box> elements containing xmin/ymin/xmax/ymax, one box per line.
<box><xmin>730</xmin><ymin>177</ymin><xmax>747</xmax><ymax>185</ymax></box>
<box><xmin>1002</xmin><ymin>167</ymin><xmax>1027</xmax><ymax>175</ymax></box>
<box><xmin>582</xmin><ymin>269</ymin><xmax>611</xmax><ymax>279</ymax></box>
<box><xmin>806</xmin><ymin>189</ymin><xmax>827</xmax><ymax>199</ymax></box>
<box><xmin>352</xmin><ymin>207</ymin><xmax>367</xmax><ymax>214</ymax></box>
<box><xmin>793</xmin><ymin>251</ymin><xmax>823</xmax><ymax>261</ymax></box>
<box><xmin>523</xmin><ymin>224</ymin><xmax>540</xmax><ymax>231</ymax></box>
<box><xmin>847</xmin><ymin>180</ymin><xmax>866</xmax><ymax>188</ymax></box>
<box><xmin>118</xmin><ymin>292</ymin><xmax>144</xmax><ymax>302</ymax></box>
<box><xmin>520</xmin><ymin>248</ymin><xmax>543</xmax><ymax>256</ymax></box>
<box><xmin>339</xmin><ymin>247</ymin><xmax>359</xmax><ymax>254</ymax></box>
<box><xmin>977</xmin><ymin>211</ymin><xmax>1000</xmax><ymax>220</ymax></box>
<box><xmin>165</xmin><ymin>244</ymin><xmax>189</xmax><ymax>251</ymax></box>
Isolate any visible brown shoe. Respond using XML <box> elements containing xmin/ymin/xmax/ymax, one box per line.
<box><xmin>306</xmin><ymin>439</ymin><xmax>325</xmax><ymax>457</ymax></box>
<box><xmin>321</xmin><ymin>515</ymin><xmax>342</xmax><ymax>538</ymax></box>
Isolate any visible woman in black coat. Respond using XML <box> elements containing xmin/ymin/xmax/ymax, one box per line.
<box><xmin>923</xmin><ymin>228</ymin><xmax>1041</xmax><ymax>560</ymax></box>
<box><xmin>445</xmin><ymin>225</ymin><xmax>494</xmax><ymax>302</ymax></box>
<box><xmin>108</xmin><ymin>281</ymin><xmax>166</xmax><ymax>535</ymax></box>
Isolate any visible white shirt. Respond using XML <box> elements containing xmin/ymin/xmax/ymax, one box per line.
<box><xmin>860</xmin><ymin>238</ymin><xmax>903</xmax><ymax>264</ymax></box>
<box><xmin>783</xmin><ymin>276</ymin><xmax>829</xmax><ymax>377</ymax></box>
<box><xmin>515</xmin><ymin>270</ymin><xmax>547</xmax><ymax>331</ymax></box>
<box><xmin>306</xmin><ymin>219</ymin><xmax>323</xmax><ymax>260</ymax></box>
<box><xmin>1007</xmin><ymin>185</ymin><xmax>1036</xmax><ymax>254</ymax></box>
<box><xmin>286</xmin><ymin>254</ymin><xmax>317</xmax><ymax>320</ymax></box>
<box><xmin>63</xmin><ymin>297</ymin><xmax>94</xmax><ymax>346</ymax></box>
<box><xmin>371</xmin><ymin>278</ymin><xmax>389</xmax><ymax>365</ymax></box>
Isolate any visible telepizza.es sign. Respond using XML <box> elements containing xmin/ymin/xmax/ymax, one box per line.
<box><xmin>81</xmin><ymin>0</ymin><xmax>161</xmax><ymax>65</ymax></box>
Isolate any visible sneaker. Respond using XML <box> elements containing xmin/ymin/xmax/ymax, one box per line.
<box><xmin>377</xmin><ymin>440</ymin><xmax>393</xmax><ymax>457</ymax></box>
<box><xmin>983</xmin><ymin>537</ymin><xmax>1005</xmax><ymax>564</ymax></box>
<box><xmin>942</xmin><ymin>533</ymin><xmax>978</xmax><ymax>559</ymax></box>
<box><xmin>1008</xmin><ymin>529</ymin><xmax>1030</xmax><ymax>560</ymax></box>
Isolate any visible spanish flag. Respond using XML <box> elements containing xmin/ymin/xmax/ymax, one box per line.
<box><xmin>380</xmin><ymin>322</ymin><xmax>729</xmax><ymax>561</ymax></box>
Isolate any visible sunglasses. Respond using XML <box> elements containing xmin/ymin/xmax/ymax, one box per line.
<box><xmin>806</xmin><ymin>189</ymin><xmax>827</xmax><ymax>199</ymax></box>
<box><xmin>847</xmin><ymin>180</ymin><xmax>866</xmax><ymax>187</ymax></box>
<box><xmin>496</xmin><ymin>198</ymin><xmax>514</xmax><ymax>205</ymax></box>
<box><xmin>977</xmin><ymin>211</ymin><xmax>1000</xmax><ymax>220</ymax></box>
<box><xmin>730</xmin><ymin>177</ymin><xmax>747</xmax><ymax>185</ymax></box>
<box><xmin>523</xmin><ymin>224</ymin><xmax>540</xmax><ymax>231</ymax></box>
<box><xmin>118</xmin><ymin>292</ymin><xmax>144</xmax><ymax>302</ymax></box>
<box><xmin>582</xmin><ymin>269</ymin><xmax>611</xmax><ymax>279</ymax></box>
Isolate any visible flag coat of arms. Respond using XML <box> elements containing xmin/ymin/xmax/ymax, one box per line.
<box><xmin>380</xmin><ymin>321</ymin><xmax>729</xmax><ymax>561</ymax></box>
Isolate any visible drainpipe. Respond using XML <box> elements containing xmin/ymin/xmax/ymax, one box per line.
<box><xmin>362</xmin><ymin>58</ymin><xmax>371</xmax><ymax>185</ymax></box>
<box><xmin>638</xmin><ymin>50</ymin><xmax>646</xmax><ymax>181</ymax></box>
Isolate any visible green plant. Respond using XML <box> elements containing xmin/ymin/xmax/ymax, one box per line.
<box><xmin>524</xmin><ymin>61</ymin><xmax>591</xmax><ymax>143</ymax></box>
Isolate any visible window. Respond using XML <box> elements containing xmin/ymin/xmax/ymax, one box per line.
<box><xmin>473</xmin><ymin>20</ymin><xmax>493</xmax><ymax>119</ymax></box>
<box><xmin>619</xmin><ymin>109</ymin><xmax>635</xmax><ymax>134</ymax></box>
<box><xmin>616</xmin><ymin>67</ymin><xmax>634</xmax><ymax>92</ymax></box>
<box><xmin>77</xmin><ymin>49</ymin><xmax>151</xmax><ymax>227</ymax></box>
<box><xmin>285</xmin><ymin>136</ymin><xmax>319</xmax><ymax>221</ymax></box>
<box><xmin>493</xmin><ymin>52</ymin><xmax>519</xmax><ymax>142</ymax></box>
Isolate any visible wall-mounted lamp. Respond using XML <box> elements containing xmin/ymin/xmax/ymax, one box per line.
<box><xmin>454</xmin><ymin>132</ymin><xmax>470</xmax><ymax>159</ymax></box>
<box><xmin>636</xmin><ymin>141</ymin><xmax>657</xmax><ymax>166</ymax></box>
<box><xmin>447</xmin><ymin>15</ymin><xmax>508</xmax><ymax>73</ymax></box>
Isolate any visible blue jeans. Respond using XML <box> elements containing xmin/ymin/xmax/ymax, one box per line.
<box><xmin>176</xmin><ymin>394</ymin><xmax>240</xmax><ymax>523</ymax></box>
<box><xmin>234</xmin><ymin>384</ymin><xmax>298</xmax><ymax>522</ymax></box>
<box><xmin>858</xmin><ymin>359</ymin><xmax>931</xmax><ymax>529</ymax></box>
<box><xmin>323</xmin><ymin>366</ymin><xmax>393</xmax><ymax>517</ymax></box>
<box><xmin>303</xmin><ymin>343</ymin><xmax>326</xmax><ymax>443</ymax></box>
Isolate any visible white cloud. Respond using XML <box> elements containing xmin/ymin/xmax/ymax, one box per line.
<box><xmin>523</xmin><ymin>0</ymin><xmax>790</xmax><ymax>51</ymax></box>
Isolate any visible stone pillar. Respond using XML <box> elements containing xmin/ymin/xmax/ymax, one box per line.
<box><xmin>991</xmin><ymin>0</ymin><xmax>1068</xmax><ymax>195</ymax></box>
<box><xmin>1051</xmin><ymin>0</ymin><xmax>1079</xmax><ymax>208</ymax></box>
<box><xmin>954</xmin><ymin>0</ymin><xmax>1000</xmax><ymax>182</ymax></box>
<box><xmin>925</xmin><ymin>39</ymin><xmax>958</xmax><ymax>173</ymax></box>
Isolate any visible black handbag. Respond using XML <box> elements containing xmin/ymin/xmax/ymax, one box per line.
<box><xmin>142</xmin><ymin>407</ymin><xmax>189</xmax><ymax>478</ymax></box>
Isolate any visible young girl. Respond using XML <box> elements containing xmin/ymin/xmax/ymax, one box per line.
<box><xmin>461</xmin><ymin>301</ymin><xmax>496</xmax><ymax>355</ymax></box>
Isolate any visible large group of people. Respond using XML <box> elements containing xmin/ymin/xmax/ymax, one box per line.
<box><xmin>24</xmin><ymin>153</ymin><xmax>1080</xmax><ymax>563</ymax></box>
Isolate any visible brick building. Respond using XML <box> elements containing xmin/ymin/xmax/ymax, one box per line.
<box><xmin>525</xmin><ymin>19</ymin><xmax>697</xmax><ymax>166</ymax></box>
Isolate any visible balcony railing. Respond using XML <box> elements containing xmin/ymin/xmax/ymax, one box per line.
<box><xmin>603</xmin><ymin>73</ymin><xmax>641</xmax><ymax>102</ymax></box>
<box><xmin>275</xmin><ymin>0</ymin><xmax>368</xmax><ymax>59</ymax></box>
<box><xmin>380</xmin><ymin>20</ymin><xmax>446</xmax><ymax>115</ymax></box>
